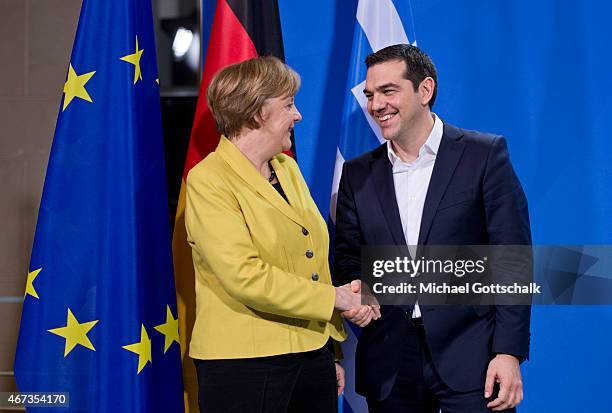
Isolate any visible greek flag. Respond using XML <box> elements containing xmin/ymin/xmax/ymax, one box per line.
<box><xmin>330</xmin><ymin>1</ymin><xmax>416</xmax><ymax>412</ymax></box>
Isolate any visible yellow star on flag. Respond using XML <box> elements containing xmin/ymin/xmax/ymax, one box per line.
<box><xmin>122</xmin><ymin>324</ymin><xmax>152</xmax><ymax>374</ymax></box>
<box><xmin>48</xmin><ymin>308</ymin><xmax>99</xmax><ymax>357</ymax></box>
<box><xmin>120</xmin><ymin>36</ymin><xmax>144</xmax><ymax>85</ymax></box>
<box><xmin>25</xmin><ymin>267</ymin><xmax>42</xmax><ymax>299</ymax></box>
<box><xmin>154</xmin><ymin>305</ymin><xmax>180</xmax><ymax>353</ymax></box>
<box><xmin>62</xmin><ymin>64</ymin><xmax>96</xmax><ymax>111</ymax></box>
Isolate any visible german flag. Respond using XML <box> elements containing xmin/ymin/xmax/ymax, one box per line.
<box><xmin>172</xmin><ymin>1</ymin><xmax>291</xmax><ymax>410</ymax></box>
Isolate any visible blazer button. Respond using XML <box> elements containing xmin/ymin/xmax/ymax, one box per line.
<box><xmin>302</xmin><ymin>227</ymin><xmax>309</xmax><ymax>236</ymax></box>
<box><xmin>305</xmin><ymin>250</ymin><xmax>314</xmax><ymax>259</ymax></box>
<box><xmin>311</xmin><ymin>273</ymin><xmax>319</xmax><ymax>281</ymax></box>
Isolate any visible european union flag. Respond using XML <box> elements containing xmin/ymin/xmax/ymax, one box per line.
<box><xmin>14</xmin><ymin>0</ymin><xmax>184</xmax><ymax>411</ymax></box>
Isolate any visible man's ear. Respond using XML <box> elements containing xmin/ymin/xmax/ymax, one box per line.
<box><xmin>419</xmin><ymin>77</ymin><xmax>435</xmax><ymax>107</ymax></box>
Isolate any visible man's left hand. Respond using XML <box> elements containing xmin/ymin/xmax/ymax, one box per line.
<box><xmin>485</xmin><ymin>354</ymin><xmax>523</xmax><ymax>411</ymax></box>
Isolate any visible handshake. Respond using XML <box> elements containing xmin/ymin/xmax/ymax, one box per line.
<box><xmin>334</xmin><ymin>280</ymin><xmax>381</xmax><ymax>327</ymax></box>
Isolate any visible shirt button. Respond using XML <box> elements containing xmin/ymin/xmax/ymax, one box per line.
<box><xmin>311</xmin><ymin>273</ymin><xmax>319</xmax><ymax>281</ymax></box>
<box><xmin>302</xmin><ymin>227</ymin><xmax>309</xmax><ymax>236</ymax></box>
<box><xmin>305</xmin><ymin>250</ymin><xmax>314</xmax><ymax>259</ymax></box>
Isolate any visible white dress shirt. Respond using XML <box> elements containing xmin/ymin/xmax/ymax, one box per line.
<box><xmin>387</xmin><ymin>113</ymin><xmax>443</xmax><ymax>318</ymax></box>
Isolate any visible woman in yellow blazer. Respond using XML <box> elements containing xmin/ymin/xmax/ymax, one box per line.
<box><xmin>185</xmin><ymin>57</ymin><xmax>377</xmax><ymax>413</ymax></box>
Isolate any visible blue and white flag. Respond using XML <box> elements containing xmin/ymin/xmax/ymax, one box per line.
<box><xmin>330</xmin><ymin>1</ymin><xmax>416</xmax><ymax>411</ymax></box>
<box><xmin>330</xmin><ymin>0</ymin><xmax>416</xmax><ymax>221</ymax></box>
<box><xmin>14</xmin><ymin>0</ymin><xmax>184</xmax><ymax>411</ymax></box>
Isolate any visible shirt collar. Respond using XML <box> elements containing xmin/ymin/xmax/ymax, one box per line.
<box><xmin>387</xmin><ymin>113</ymin><xmax>443</xmax><ymax>165</ymax></box>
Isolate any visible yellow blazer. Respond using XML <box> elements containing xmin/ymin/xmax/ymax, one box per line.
<box><xmin>185</xmin><ymin>137</ymin><xmax>346</xmax><ymax>360</ymax></box>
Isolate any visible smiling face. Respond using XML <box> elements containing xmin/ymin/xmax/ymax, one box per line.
<box><xmin>259</xmin><ymin>95</ymin><xmax>302</xmax><ymax>153</ymax></box>
<box><xmin>364</xmin><ymin>59</ymin><xmax>433</xmax><ymax>142</ymax></box>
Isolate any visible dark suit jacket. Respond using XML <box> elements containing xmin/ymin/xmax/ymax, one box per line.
<box><xmin>334</xmin><ymin>122</ymin><xmax>532</xmax><ymax>400</ymax></box>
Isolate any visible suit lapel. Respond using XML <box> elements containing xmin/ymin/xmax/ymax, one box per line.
<box><xmin>216</xmin><ymin>137</ymin><xmax>305</xmax><ymax>227</ymax></box>
<box><xmin>418</xmin><ymin>123</ymin><xmax>465</xmax><ymax>245</ymax></box>
<box><xmin>370</xmin><ymin>146</ymin><xmax>408</xmax><ymax>246</ymax></box>
<box><xmin>270</xmin><ymin>157</ymin><xmax>303</xmax><ymax>219</ymax></box>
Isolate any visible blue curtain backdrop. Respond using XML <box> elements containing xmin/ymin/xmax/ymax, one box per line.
<box><xmin>198</xmin><ymin>1</ymin><xmax>612</xmax><ymax>412</ymax></box>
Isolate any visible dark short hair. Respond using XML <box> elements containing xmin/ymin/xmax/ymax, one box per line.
<box><xmin>365</xmin><ymin>44</ymin><xmax>438</xmax><ymax>108</ymax></box>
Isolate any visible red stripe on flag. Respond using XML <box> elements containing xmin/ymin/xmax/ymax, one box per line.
<box><xmin>183</xmin><ymin>0</ymin><xmax>258</xmax><ymax>178</ymax></box>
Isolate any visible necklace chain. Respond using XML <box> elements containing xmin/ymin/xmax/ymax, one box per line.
<box><xmin>268</xmin><ymin>162</ymin><xmax>276</xmax><ymax>183</ymax></box>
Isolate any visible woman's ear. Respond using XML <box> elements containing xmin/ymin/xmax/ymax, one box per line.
<box><xmin>255</xmin><ymin>102</ymin><xmax>269</xmax><ymax>127</ymax></box>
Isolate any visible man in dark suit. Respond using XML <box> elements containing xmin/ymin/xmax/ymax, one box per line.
<box><xmin>334</xmin><ymin>44</ymin><xmax>531</xmax><ymax>412</ymax></box>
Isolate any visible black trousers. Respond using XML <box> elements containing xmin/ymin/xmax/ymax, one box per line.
<box><xmin>367</xmin><ymin>319</ymin><xmax>516</xmax><ymax>413</ymax></box>
<box><xmin>194</xmin><ymin>347</ymin><xmax>337</xmax><ymax>413</ymax></box>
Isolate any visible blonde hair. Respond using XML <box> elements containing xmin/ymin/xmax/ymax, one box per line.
<box><xmin>206</xmin><ymin>56</ymin><xmax>301</xmax><ymax>139</ymax></box>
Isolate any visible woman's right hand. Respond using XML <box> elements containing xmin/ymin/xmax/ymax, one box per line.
<box><xmin>334</xmin><ymin>283</ymin><xmax>362</xmax><ymax>311</ymax></box>
<box><xmin>334</xmin><ymin>280</ymin><xmax>380</xmax><ymax>327</ymax></box>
